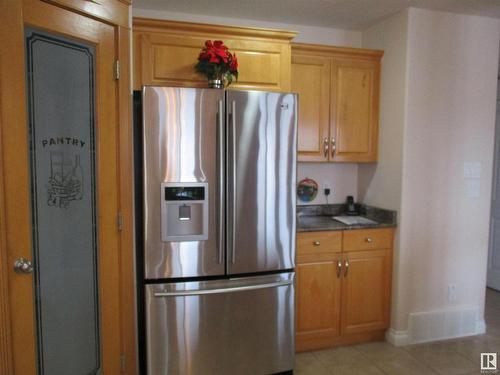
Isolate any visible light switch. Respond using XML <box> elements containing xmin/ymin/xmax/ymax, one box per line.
<box><xmin>466</xmin><ymin>180</ymin><xmax>480</xmax><ymax>198</ymax></box>
<box><xmin>463</xmin><ymin>162</ymin><xmax>481</xmax><ymax>178</ymax></box>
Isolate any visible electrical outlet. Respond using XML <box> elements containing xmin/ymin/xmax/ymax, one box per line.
<box><xmin>323</xmin><ymin>182</ymin><xmax>332</xmax><ymax>195</ymax></box>
<box><xmin>322</xmin><ymin>182</ymin><xmax>332</xmax><ymax>204</ymax></box>
<box><xmin>448</xmin><ymin>284</ymin><xmax>457</xmax><ymax>302</ymax></box>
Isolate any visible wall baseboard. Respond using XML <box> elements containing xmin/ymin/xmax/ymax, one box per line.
<box><xmin>386</xmin><ymin>306</ymin><xmax>484</xmax><ymax>346</ymax></box>
<box><xmin>386</xmin><ymin>328</ymin><xmax>410</xmax><ymax>346</ymax></box>
<box><xmin>476</xmin><ymin>319</ymin><xmax>486</xmax><ymax>335</ymax></box>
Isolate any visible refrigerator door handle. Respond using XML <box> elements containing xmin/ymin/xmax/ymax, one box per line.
<box><xmin>217</xmin><ymin>100</ymin><xmax>224</xmax><ymax>264</ymax></box>
<box><xmin>230</xmin><ymin>100</ymin><xmax>237</xmax><ymax>264</ymax></box>
<box><xmin>153</xmin><ymin>279</ymin><xmax>293</xmax><ymax>297</ymax></box>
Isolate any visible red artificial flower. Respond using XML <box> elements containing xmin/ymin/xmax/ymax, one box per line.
<box><xmin>213</xmin><ymin>40</ymin><xmax>227</xmax><ymax>49</ymax></box>
<box><xmin>208</xmin><ymin>50</ymin><xmax>219</xmax><ymax>63</ymax></box>
<box><xmin>210</xmin><ymin>42</ymin><xmax>228</xmax><ymax>63</ymax></box>
<box><xmin>201</xmin><ymin>41</ymin><xmax>226</xmax><ymax>63</ymax></box>
<box><xmin>195</xmin><ymin>40</ymin><xmax>238</xmax><ymax>86</ymax></box>
<box><xmin>198</xmin><ymin>51</ymin><xmax>210</xmax><ymax>61</ymax></box>
<box><xmin>230</xmin><ymin>53</ymin><xmax>238</xmax><ymax>72</ymax></box>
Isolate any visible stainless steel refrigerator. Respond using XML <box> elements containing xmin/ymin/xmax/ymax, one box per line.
<box><xmin>140</xmin><ymin>86</ymin><xmax>297</xmax><ymax>375</ymax></box>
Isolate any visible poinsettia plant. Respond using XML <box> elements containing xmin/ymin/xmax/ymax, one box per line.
<box><xmin>195</xmin><ymin>40</ymin><xmax>238</xmax><ymax>86</ymax></box>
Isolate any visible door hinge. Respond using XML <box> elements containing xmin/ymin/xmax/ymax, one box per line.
<box><xmin>120</xmin><ymin>353</ymin><xmax>126</xmax><ymax>372</ymax></box>
<box><xmin>117</xmin><ymin>212</ymin><xmax>124</xmax><ymax>232</ymax></box>
<box><xmin>114</xmin><ymin>60</ymin><xmax>120</xmax><ymax>80</ymax></box>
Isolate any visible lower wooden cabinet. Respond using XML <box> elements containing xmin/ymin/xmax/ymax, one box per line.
<box><xmin>296</xmin><ymin>258</ymin><xmax>342</xmax><ymax>343</ymax></box>
<box><xmin>340</xmin><ymin>249</ymin><xmax>392</xmax><ymax>335</ymax></box>
<box><xmin>296</xmin><ymin>229</ymin><xmax>394</xmax><ymax>352</ymax></box>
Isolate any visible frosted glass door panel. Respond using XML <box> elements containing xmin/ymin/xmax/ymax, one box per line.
<box><xmin>25</xmin><ymin>28</ymin><xmax>101</xmax><ymax>375</ymax></box>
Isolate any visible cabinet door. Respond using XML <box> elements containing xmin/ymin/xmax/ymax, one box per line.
<box><xmin>134</xmin><ymin>27</ymin><xmax>291</xmax><ymax>92</ymax></box>
<box><xmin>330</xmin><ymin>57</ymin><xmax>380</xmax><ymax>162</ymax></box>
<box><xmin>341</xmin><ymin>249</ymin><xmax>391</xmax><ymax>335</ymax></box>
<box><xmin>296</xmin><ymin>256</ymin><xmax>342</xmax><ymax>351</ymax></box>
<box><xmin>291</xmin><ymin>55</ymin><xmax>331</xmax><ymax>162</ymax></box>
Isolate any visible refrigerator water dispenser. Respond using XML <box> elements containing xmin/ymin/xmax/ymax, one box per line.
<box><xmin>161</xmin><ymin>182</ymin><xmax>208</xmax><ymax>242</ymax></box>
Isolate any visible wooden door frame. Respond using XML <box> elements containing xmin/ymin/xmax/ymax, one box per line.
<box><xmin>0</xmin><ymin>1</ymin><xmax>136</xmax><ymax>374</ymax></box>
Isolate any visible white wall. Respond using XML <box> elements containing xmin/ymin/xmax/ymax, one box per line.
<box><xmin>132</xmin><ymin>7</ymin><xmax>363</xmax><ymax>204</ymax></box>
<box><xmin>362</xmin><ymin>8</ymin><xmax>500</xmax><ymax>344</ymax></box>
<box><xmin>132</xmin><ymin>8</ymin><xmax>362</xmax><ymax>47</ymax></box>
<box><xmin>358</xmin><ymin>11</ymin><xmax>408</xmax><ymax>212</ymax></box>
<box><xmin>401</xmin><ymin>7</ymin><xmax>499</xmax><ymax>337</ymax></box>
<box><xmin>297</xmin><ymin>163</ymin><xmax>358</xmax><ymax>205</ymax></box>
<box><xmin>360</xmin><ymin>9</ymin><xmax>409</xmax><ymax>340</ymax></box>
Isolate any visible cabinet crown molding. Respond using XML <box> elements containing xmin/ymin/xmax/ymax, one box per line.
<box><xmin>292</xmin><ymin>42</ymin><xmax>384</xmax><ymax>59</ymax></box>
<box><xmin>133</xmin><ymin>17</ymin><xmax>297</xmax><ymax>42</ymax></box>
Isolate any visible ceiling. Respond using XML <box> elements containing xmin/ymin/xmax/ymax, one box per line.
<box><xmin>133</xmin><ymin>0</ymin><xmax>500</xmax><ymax>30</ymax></box>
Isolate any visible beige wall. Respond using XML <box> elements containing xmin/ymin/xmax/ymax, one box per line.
<box><xmin>362</xmin><ymin>8</ymin><xmax>500</xmax><ymax>342</ymax></box>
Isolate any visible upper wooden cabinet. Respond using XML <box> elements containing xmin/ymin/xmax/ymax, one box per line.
<box><xmin>133</xmin><ymin>18</ymin><xmax>296</xmax><ymax>92</ymax></box>
<box><xmin>292</xmin><ymin>44</ymin><xmax>383</xmax><ymax>163</ymax></box>
<box><xmin>291</xmin><ymin>55</ymin><xmax>331</xmax><ymax>162</ymax></box>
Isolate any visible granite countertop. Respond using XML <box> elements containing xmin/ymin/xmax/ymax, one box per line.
<box><xmin>297</xmin><ymin>204</ymin><xmax>397</xmax><ymax>232</ymax></box>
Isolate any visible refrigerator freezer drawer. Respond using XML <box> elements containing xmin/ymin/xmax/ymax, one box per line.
<box><xmin>145</xmin><ymin>272</ymin><xmax>295</xmax><ymax>375</ymax></box>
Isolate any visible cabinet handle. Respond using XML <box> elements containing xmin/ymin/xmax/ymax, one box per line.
<box><xmin>365</xmin><ymin>237</ymin><xmax>373</xmax><ymax>243</ymax></box>
<box><xmin>336</xmin><ymin>259</ymin><xmax>342</xmax><ymax>278</ymax></box>
<box><xmin>231</xmin><ymin>101</ymin><xmax>237</xmax><ymax>264</ymax></box>
<box><xmin>323</xmin><ymin>137</ymin><xmax>329</xmax><ymax>158</ymax></box>
<box><xmin>344</xmin><ymin>259</ymin><xmax>349</xmax><ymax>277</ymax></box>
<box><xmin>313</xmin><ymin>241</ymin><xmax>320</xmax><ymax>246</ymax></box>
<box><xmin>331</xmin><ymin>138</ymin><xmax>336</xmax><ymax>158</ymax></box>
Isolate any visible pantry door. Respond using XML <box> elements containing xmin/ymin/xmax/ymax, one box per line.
<box><xmin>0</xmin><ymin>1</ymin><xmax>134</xmax><ymax>374</ymax></box>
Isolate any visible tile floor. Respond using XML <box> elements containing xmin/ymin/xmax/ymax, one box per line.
<box><xmin>295</xmin><ymin>288</ymin><xmax>500</xmax><ymax>375</ymax></box>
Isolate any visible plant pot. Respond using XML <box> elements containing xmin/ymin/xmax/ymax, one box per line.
<box><xmin>208</xmin><ymin>79</ymin><xmax>224</xmax><ymax>89</ymax></box>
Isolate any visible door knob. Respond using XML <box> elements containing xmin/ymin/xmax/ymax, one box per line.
<box><xmin>13</xmin><ymin>258</ymin><xmax>34</xmax><ymax>274</ymax></box>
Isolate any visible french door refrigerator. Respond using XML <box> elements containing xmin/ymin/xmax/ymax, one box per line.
<box><xmin>139</xmin><ymin>86</ymin><xmax>297</xmax><ymax>375</ymax></box>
